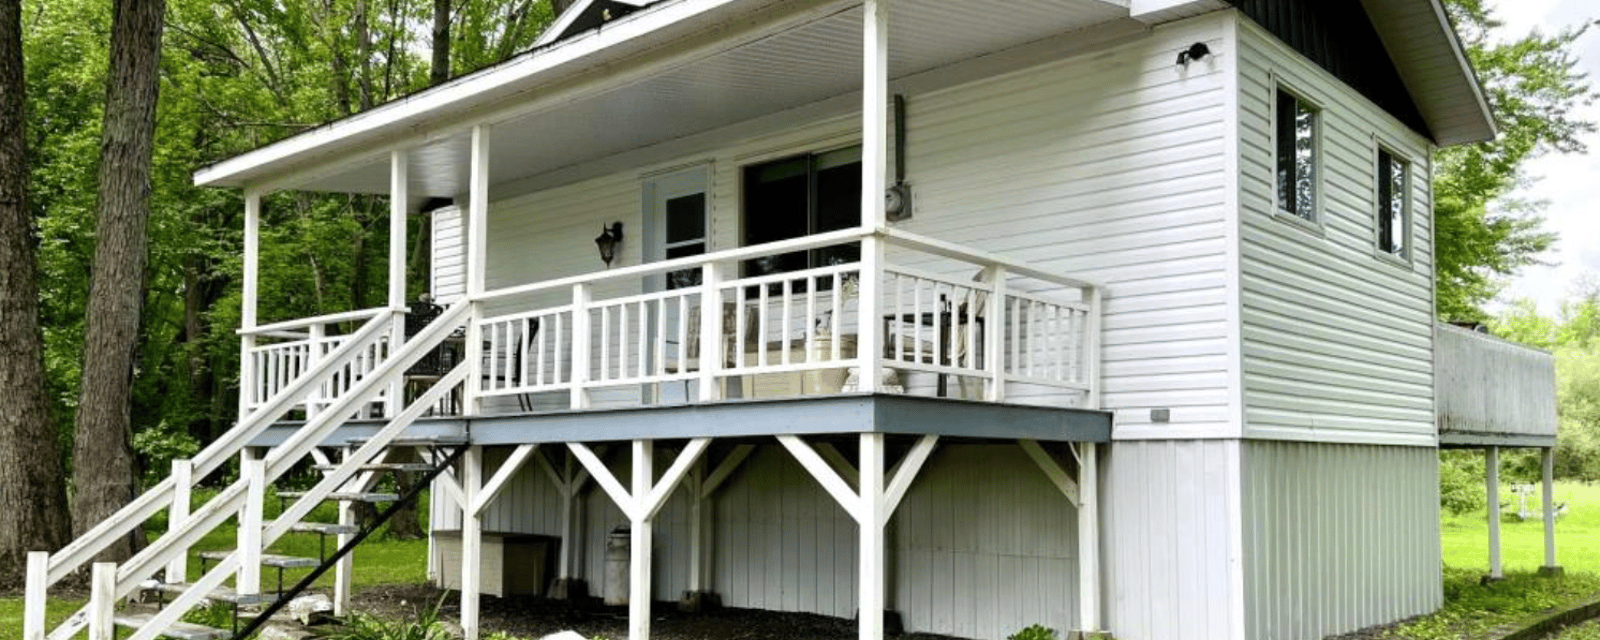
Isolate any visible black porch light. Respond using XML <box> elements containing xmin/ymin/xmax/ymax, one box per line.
<box><xmin>595</xmin><ymin>222</ymin><xmax>624</xmax><ymax>267</ymax></box>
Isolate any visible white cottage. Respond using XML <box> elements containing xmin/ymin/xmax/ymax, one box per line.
<box><xmin>23</xmin><ymin>1</ymin><xmax>1564</xmax><ymax>640</ymax></box>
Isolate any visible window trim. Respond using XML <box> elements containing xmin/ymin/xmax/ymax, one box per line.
<box><xmin>1371</xmin><ymin>137</ymin><xmax>1414</xmax><ymax>267</ymax></box>
<box><xmin>1269</xmin><ymin>78</ymin><xmax>1325</xmax><ymax>232</ymax></box>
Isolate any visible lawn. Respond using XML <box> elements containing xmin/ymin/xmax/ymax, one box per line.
<box><xmin>1440</xmin><ymin>481</ymin><xmax>1600</xmax><ymax>575</ymax></box>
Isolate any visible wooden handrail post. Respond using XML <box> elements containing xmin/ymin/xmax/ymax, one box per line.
<box><xmin>856</xmin><ymin>236</ymin><xmax>884</xmax><ymax>393</ymax></box>
<box><xmin>238</xmin><ymin>453</ymin><xmax>266</xmax><ymax>596</ymax></box>
<box><xmin>88</xmin><ymin>562</ymin><xmax>116</xmax><ymax>640</ymax></box>
<box><xmin>984</xmin><ymin>266</ymin><xmax>1008</xmax><ymax>402</ymax></box>
<box><xmin>166</xmin><ymin>459</ymin><xmax>193</xmax><ymax>583</ymax></box>
<box><xmin>24</xmin><ymin>552</ymin><xmax>47</xmax><ymax>640</ymax></box>
<box><xmin>571</xmin><ymin>283</ymin><xmax>593</xmax><ymax>409</ymax></box>
<box><xmin>1084</xmin><ymin>285</ymin><xmax>1103</xmax><ymax>409</ymax></box>
<box><xmin>698</xmin><ymin>262</ymin><xmax>723</xmax><ymax>402</ymax></box>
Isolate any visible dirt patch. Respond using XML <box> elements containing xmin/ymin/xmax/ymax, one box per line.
<box><xmin>351</xmin><ymin>585</ymin><xmax>968</xmax><ymax>640</ymax></box>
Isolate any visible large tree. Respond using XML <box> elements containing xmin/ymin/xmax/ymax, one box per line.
<box><xmin>1433</xmin><ymin>0</ymin><xmax>1595</xmax><ymax>320</ymax></box>
<box><xmin>70</xmin><ymin>0</ymin><xmax>166</xmax><ymax>558</ymax></box>
<box><xmin>0</xmin><ymin>0</ymin><xmax>70</xmax><ymax>587</ymax></box>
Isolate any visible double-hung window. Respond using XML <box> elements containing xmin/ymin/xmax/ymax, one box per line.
<box><xmin>1275</xmin><ymin>88</ymin><xmax>1320</xmax><ymax>221</ymax></box>
<box><xmin>1376</xmin><ymin>148</ymin><xmax>1409</xmax><ymax>258</ymax></box>
<box><xmin>741</xmin><ymin>146</ymin><xmax>862</xmax><ymax>283</ymax></box>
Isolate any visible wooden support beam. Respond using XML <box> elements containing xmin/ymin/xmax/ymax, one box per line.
<box><xmin>1077</xmin><ymin>442</ymin><xmax>1101</xmax><ymax>633</ymax></box>
<box><xmin>24</xmin><ymin>552</ymin><xmax>47</xmax><ymax>640</ymax></box>
<box><xmin>815</xmin><ymin>443</ymin><xmax>860</xmax><ymax>490</ymax></box>
<box><xmin>1019</xmin><ymin>439</ymin><xmax>1080</xmax><ymax>507</ymax></box>
<box><xmin>1543</xmin><ymin>447</ymin><xmax>1559</xmax><ymax>570</ymax></box>
<box><xmin>630</xmin><ymin>440</ymin><xmax>653</xmax><ymax>640</ymax></box>
<box><xmin>882</xmin><ymin>435</ymin><xmax>937</xmax><ymax>521</ymax></box>
<box><xmin>858</xmin><ymin>433</ymin><xmax>886</xmax><ymax>640</ymax></box>
<box><xmin>462</xmin><ymin>446</ymin><xmax>484</xmax><ymax>640</ymax></box>
<box><xmin>779</xmin><ymin>435</ymin><xmax>864</xmax><ymax>523</ymax></box>
<box><xmin>570</xmin><ymin>442</ymin><xmax>633</xmax><ymax>519</ymax></box>
<box><xmin>640</xmin><ymin>439</ymin><xmax>710</xmax><ymax>520</ymax></box>
<box><xmin>472</xmin><ymin>444</ymin><xmax>538</xmax><ymax>517</ymax></box>
<box><xmin>88</xmin><ymin>563</ymin><xmax>115</xmax><ymax>640</ymax></box>
<box><xmin>701</xmin><ymin>444</ymin><xmax>755</xmax><ymax>499</ymax></box>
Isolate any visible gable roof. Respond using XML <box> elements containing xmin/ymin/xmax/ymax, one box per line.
<box><xmin>533</xmin><ymin>0</ymin><xmax>658</xmax><ymax>48</ymax></box>
<box><xmin>192</xmin><ymin>0</ymin><xmax>1495</xmax><ymax>190</ymax></box>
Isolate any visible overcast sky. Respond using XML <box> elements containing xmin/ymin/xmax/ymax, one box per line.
<box><xmin>1488</xmin><ymin>0</ymin><xmax>1600</xmax><ymax>314</ymax></box>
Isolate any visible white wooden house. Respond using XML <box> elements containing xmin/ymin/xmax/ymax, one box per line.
<box><xmin>22</xmin><ymin>1</ymin><xmax>1564</xmax><ymax>640</ymax></box>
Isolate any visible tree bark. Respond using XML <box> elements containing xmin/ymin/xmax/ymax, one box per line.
<box><xmin>0</xmin><ymin>0</ymin><xmax>71</xmax><ymax>588</ymax></box>
<box><xmin>70</xmin><ymin>0</ymin><xmax>165</xmax><ymax>562</ymax></box>
<box><xmin>429</xmin><ymin>0</ymin><xmax>450</xmax><ymax>86</ymax></box>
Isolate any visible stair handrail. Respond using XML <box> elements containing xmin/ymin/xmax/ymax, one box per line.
<box><xmin>42</xmin><ymin>302</ymin><xmax>472</xmax><ymax>640</ymax></box>
<box><xmin>39</xmin><ymin>310</ymin><xmax>400</xmax><ymax>587</ymax></box>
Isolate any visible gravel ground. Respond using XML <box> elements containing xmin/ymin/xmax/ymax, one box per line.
<box><xmin>352</xmin><ymin>585</ymin><xmax>968</xmax><ymax>640</ymax></box>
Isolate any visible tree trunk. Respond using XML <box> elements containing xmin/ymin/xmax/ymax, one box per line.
<box><xmin>430</xmin><ymin>0</ymin><xmax>450</xmax><ymax>86</ymax></box>
<box><xmin>70</xmin><ymin>0</ymin><xmax>165</xmax><ymax>562</ymax></box>
<box><xmin>0</xmin><ymin>0</ymin><xmax>71</xmax><ymax>588</ymax></box>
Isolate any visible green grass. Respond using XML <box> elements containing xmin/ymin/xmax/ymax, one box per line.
<box><xmin>1550</xmin><ymin>619</ymin><xmax>1600</xmax><ymax>639</ymax></box>
<box><xmin>1440</xmin><ymin>481</ymin><xmax>1600</xmax><ymax>575</ymax></box>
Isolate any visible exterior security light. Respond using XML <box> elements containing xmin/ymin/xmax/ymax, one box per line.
<box><xmin>595</xmin><ymin>221</ymin><xmax>624</xmax><ymax>267</ymax></box>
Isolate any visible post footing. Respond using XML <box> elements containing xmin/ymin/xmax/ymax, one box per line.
<box><xmin>852</xmin><ymin>609</ymin><xmax>903</xmax><ymax>636</ymax></box>
<box><xmin>677</xmin><ymin>591</ymin><xmax>723</xmax><ymax>613</ymax></box>
<box><xmin>548</xmin><ymin>578</ymin><xmax>590</xmax><ymax>601</ymax></box>
<box><xmin>1539</xmin><ymin>565</ymin><xmax>1566</xmax><ymax>577</ymax></box>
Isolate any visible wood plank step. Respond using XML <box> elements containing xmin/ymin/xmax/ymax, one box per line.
<box><xmin>113</xmin><ymin>612</ymin><xmax>230</xmax><ymax>640</ymax></box>
<box><xmin>198</xmin><ymin>551</ymin><xmax>320</xmax><ymax>568</ymax></box>
<box><xmin>277</xmin><ymin>490</ymin><xmax>398</xmax><ymax>503</ymax></box>
<box><xmin>312</xmin><ymin>462</ymin><xmax>435</xmax><ymax>472</ymax></box>
<box><xmin>270</xmin><ymin>520</ymin><xmax>358</xmax><ymax>535</ymax></box>
<box><xmin>139</xmin><ymin>580</ymin><xmax>271</xmax><ymax>605</ymax></box>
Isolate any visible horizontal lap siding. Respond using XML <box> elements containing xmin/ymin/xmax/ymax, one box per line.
<box><xmin>431</xmin><ymin>206</ymin><xmax>466</xmax><ymax>304</ymax></box>
<box><xmin>1235</xmin><ymin>19</ymin><xmax>1437</xmax><ymax>444</ymax></box>
<box><xmin>1240</xmin><ymin>441</ymin><xmax>1441</xmax><ymax>640</ymax></box>
<box><xmin>1101</xmin><ymin>439</ymin><xmax>1241</xmax><ymax>640</ymax></box>
<box><xmin>898</xmin><ymin>13</ymin><xmax>1234</xmax><ymax>435</ymax></box>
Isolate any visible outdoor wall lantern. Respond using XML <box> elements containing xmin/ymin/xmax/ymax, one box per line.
<box><xmin>595</xmin><ymin>222</ymin><xmax>624</xmax><ymax>267</ymax></box>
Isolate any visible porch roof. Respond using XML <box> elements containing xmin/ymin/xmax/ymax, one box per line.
<box><xmin>192</xmin><ymin>0</ymin><xmax>1494</xmax><ymax>198</ymax></box>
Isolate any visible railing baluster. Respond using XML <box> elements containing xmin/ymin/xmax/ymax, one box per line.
<box><xmin>600</xmin><ymin>306</ymin><xmax>612</xmax><ymax>382</ymax></box>
<box><xmin>636</xmin><ymin>301</ymin><xmax>648</xmax><ymax>379</ymax></box>
<box><xmin>554</xmin><ymin>312</ymin><xmax>565</xmax><ymax>386</ymax></box>
<box><xmin>735</xmin><ymin>287</ymin><xmax>747</xmax><ymax>369</ymax></box>
<box><xmin>653</xmin><ymin>299</ymin><xmax>667</xmax><ymax>377</ymax></box>
<box><xmin>781</xmin><ymin>279</ymin><xmax>792</xmax><ymax>366</ymax></box>
<box><xmin>966</xmin><ymin>287</ymin><xmax>978</xmax><ymax>371</ymax></box>
<box><xmin>677</xmin><ymin>295</ymin><xmax>690</xmax><ymax>376</ymax></box>
<box><xmin>805</xmin><ymin>275</ymin><xmax>817</xmax><ymax>364</ymax></box>
<box><xmin>619</xmin><ymin>303</ymin><xmax>630</xmax><ymax>381</ymax></box>
<box><xmin>830</xmin><ymin>272</ymin><xmax>842</xmax><ymax>361</ymax></box>
<box><xmin>757</xmin><ymin>284</ymin><xmax>769</xmax><ymax>368</ymax></box>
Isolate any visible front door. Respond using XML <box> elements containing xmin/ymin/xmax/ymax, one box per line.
<box><xmin>643</xmin><ymin>166</ymin><xmax>710</xmax><ymax>402</ymax></box>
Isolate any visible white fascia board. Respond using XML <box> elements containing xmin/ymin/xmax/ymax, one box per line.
<box><xmin>1421</xmin><ymin>0</ymin><xmax>1494</xmax><ymax>144</ymax></box>
<box><xmin>192</xmin><ymin>0</ymin><xmax>761</xmax><ymax>189</ymax></box>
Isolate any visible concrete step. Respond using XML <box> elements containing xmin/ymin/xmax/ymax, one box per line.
<box><xmin>139</xmin><ymin>580</ymin><xmax>272</xmax><ymax>606</ymax></box>
<box><xmin>113</xmin><ymin>612</ymin><xmax>230</xmax><ymax>640</ymax></box>
<box><xmin>277</xmin><ymin>490</ymin><xmax>399</xmax><ymax>503</ymax></box>
<box><xmin>312</xmin><ymin>462</ymin><xmax>435</xmax><ymax>472</ymax></box>
<box><xmin>198</xmin><ymin>550</ymin><xmax>320</xmax><ymax>569</ymax></box>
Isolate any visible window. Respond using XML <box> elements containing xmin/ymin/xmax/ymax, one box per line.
<box><xmin>1376</xmin><ymin>148</ymin><xmax>1409</xmax><ymax>258</ymax></box>
<box><xmin>1275</xmin><ymin>88</ymin><xmax>1319</xmax><ymax>221</ymax></box>
<box><xmin>741</xmin><ymin>146</ymin><xmax>861</xmax><ymax>281</ymax></box>
<box><xmin>663</xmin><ymin>192</ymin><xmax>707</xmax><ymax>289</ymax></box>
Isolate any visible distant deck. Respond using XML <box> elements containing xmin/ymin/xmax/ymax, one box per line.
<box><xmin>251</xmin><ymin>393</ymin><xmax>1113</xmax><ymax>448</ymax></box>
<box><xmin>1435</xmin><ymin>323</ymin><xmax>1558</xmax><ymax>448</ymax></box>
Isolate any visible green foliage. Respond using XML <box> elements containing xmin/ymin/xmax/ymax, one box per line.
<box><xmin>1007</xmin><ymin>623</ymin><xmax>1060</xmax><ymax>640</ymax></box>
<box><xmin>314</xmin><ymin>595</ymin><xmax>450</xmax><ymax>640</ymax></box>
<box><xmin>1384</xmin><ymin>569</ymin><xmax>1600</xmax><ymax>640</ymax></box>
<box><xmin>1438</xmin><ymin>451</ymin><xmax>1488</xmax><ymax>516</ymax></box>
<box><xmin>1432</xmin><ymin>0</ymin><xmax>1593</xmax><ymax>320</ymax></box>
<box><xmin>1492</xmin><ymin>293</ymin><xmax>1600</xmax><ymax>481</ymax></box>
<box><xmin>182</xmin><ymin>601</ymin><xmax>240</xmax><ymax>634</ymax></box>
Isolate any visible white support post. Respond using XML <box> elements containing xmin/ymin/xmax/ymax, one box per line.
<box><xmin>558</xmin><ymin>451</ymin><xmax>579</xmax><ymax>581</ymax></box>
<box><xmin>88</xmin><ymin>562</ymin><xmax>116</xmax><ymax>640</ymax></box>
<box><xmin>1542</xmin><ymin>447</ymin><xmax>1559</xmax><ymax>572</ymax></box>
<box><xmin>166</xmin><ymin>459</ymin><xmax>193</xmax><ymax>583</ymax></box>
<box><xmin>687</xmin><ymin>463</ymin><xmax>705</xmax><ymax>594</ymax></box>
<box><xmin>334</xmin><ymin>448</ymin><xmax>356</xmax><ymax>616</ymax></box>
<box><xmin>630</xmin><ymin>440</ymin><xmax>655</xmax><ymax>640</ymax></box>
<box><xmin>239</xmin><ymin>189</ymin><xmax>261</xmax><ymax>422</ymax></box>
<box><xmin>572</xmin><ymin>283</ymin><xmax>593</xmax><ymax>410</ymax></box>
<box><xmin>1083</xmin><ymin>286</ymin><xmax>1103</xmax><ymax>409</ymax></box>
<box><xmin>858</xmin><ymin>432</ymin><xmax>886</xmax><ymax>640</ymax></box>
<box><xmin>1486</xmin><ymin>446</ymin><xmax>1502</xmax><ymax>579</ymax></box>
<box><xmin>24</xmin><ymin>551</ymin><xmax>47</xmax><ymax>640</ymax></box>
<box><xmin>698</xmin><ymin>263</ymin><xmax>723</xmax><ymax>402</ymax></box>
<box><xmin>857</xmin><ymin>0</ymin><xmax>889</xmax><ymax>392</ymax></box>
<box><xmin>388</xmin><ymin>150</ymin><xmax>409</xmax><ymax>418</ymax></box>
<box><xmin>238</xmin><ymin>453</ymin><xmax>266</xmax><ymax>596</ymax></box>
<box><xmin>463</xmin><ymin>125</ymin><xmax>490</xmax><ymax>416</ymax></box>
<box><xmin>984</xmin><ymin>266</ymin><xmax>1008</xmax><ymax>402</ymax></box>
<box><xmin>462</xmin><ymin>446</ymin><xmax>484</xmax><ymax>640</ymax></box>
<box><xmin>1077</xmin><ymin>442</ymin><xmax>1101</xmax><ymax>634</ymax></box>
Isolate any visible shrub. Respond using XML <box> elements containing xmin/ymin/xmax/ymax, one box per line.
<box><xmin>1008</xmin><ymin>624</ymin><xmax>1058</xmax><ymax>640</ymax></box>
<box><xmin>314</xmin><ymin>595</ymin><xmax>449</xmax><ymax>640</ymax></box>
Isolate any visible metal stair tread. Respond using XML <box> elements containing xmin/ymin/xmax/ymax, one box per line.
<box><xmin>312</xmin><ymin>462</ymin><xmax>435</xmax><ymax>472</ymax></box>
<box><xmin>112</xmin><ymin>612</ymin><xmax>230</xmax><ymax>640</ymax></box>
<box><xmin>139</xmin><ymin>580</ymin><xmax>271</xmax><ymax>605</ymax></box>
<box><xmin>277</xmin><ymin>490</ymin><xmax>399</xmax><ymax>503</ymax></box>
<box><xmin>197</xmin><ymin>550</ymin><xmax>320</xmax><ymax>568</ymax></box>
<box><xmin>269</xmin><ymin>520</ymin><xmax>359</xmax><ymax>535</ymax></box>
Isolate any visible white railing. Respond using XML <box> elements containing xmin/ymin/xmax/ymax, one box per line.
<box><xmin>241</xmin><ymin>307</ymin><xmax>397</xmax><ymax>415</ymax></box>
<box><xmin>473</xmin><ymin>227</ymin><xmax>1101</xmax><ymax>410</ymax></box>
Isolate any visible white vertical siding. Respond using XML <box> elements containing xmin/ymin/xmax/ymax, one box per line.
<box><xmin>433</xmin><ymin>443</ymin><xmax>1084</xmax><ymax>640</ymax></box>
<box><xmin>1101</xmin><ymin>439</ymin><xmax>1244</xmax><ymax>640</ymax></box>
<box><xmin>1235</xmin><ymin>16</ymin><xmax>1438</xmax><ymax>446</ymax></box>
<box><xmin>431</xmin><ymin>206</ymin><xmax>466</xmax><ymax>304</ymax></box>
<box><xmin>1240</xmin><ymin>441</ymin><xmax>1441</xmax><ymax>640</ymax></box>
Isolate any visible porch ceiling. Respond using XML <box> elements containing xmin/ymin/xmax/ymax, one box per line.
<box><xmin>209</xmin><ymin>0</ymin><xmax>1133</xmax><ymax>199</ymax></box>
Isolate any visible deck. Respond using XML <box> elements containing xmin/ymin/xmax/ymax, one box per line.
<box><xmin>1434</xmin><ymin>322</ymin><xmax>1558</xmax><ymax>448</ymax></box>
